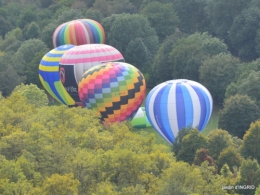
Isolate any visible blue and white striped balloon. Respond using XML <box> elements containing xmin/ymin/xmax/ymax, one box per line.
<box><xmin>145</xmin><ymin>79</ymin><xmax>213</xmax><ymax>144</ymax></box>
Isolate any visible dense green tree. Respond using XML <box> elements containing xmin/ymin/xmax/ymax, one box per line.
<box><xmin>25</xmin><ymin>50</ymin><xmax>47</xmax><ymax>86</ymax></box>
<box><xmin>226</xmin><ymin>71</ymin><xmax>260</xmax><ymax>107</ymax></box>
<box><xmin>25</xmin><ymin>22</ymin><xmax>40</xmax><ymax>39</ymax></box>
<box><xmin>3</xmin><ymin>3</ymin><xmax>22</xmax><ymax>27</ymax></box>
<box><xmin>41</xmin><ymin>173</ymin><xmax>80</xmax><ymax>195</ymax></box>
<box><xmin>107</xmin><ymin>0</ymin><xmax>136</xmax><ymax>16</ymax></box>
<box><xmin>102</xmin><ymin>13</ymin><xmax>159</xmax><ymax>74</ymax></box>
<box><xmin>225</xmin><ymin>59</ymin><xmax>260</xmax><ymax>99</ymax></box>
<box><xmin>0</xmin><ymin>16</ymin><xmax>12</xmax><ymax>38</ymax></box>
<box><xmin>40</xmin><ymin>22</ymin><xmax>57</xmax><ymax>49</ymax></box>
<box><xmin>168</xmin><ymin>32</ymin><xmax>228</xmax><ymax>81</ymax></box>
<box><xmin>0</xmin><ymin>130</ymin><xmax>29</xmax><ymax>160</ymax></box>
<box><xmin>92</xmin><ymin>182</ymin><xmax>118</xmax><ymax>195</ymax></box>
<box><xmin>199</xmin><ymin>53</ymin><xmax>241</xmax><ymax>104</ymax></box>
<box><xmin>85</xmin><ymin>8</ymin><xmax>104</xmax><ymax>23</ymax></box>
<box><xmin>119</xmin><ymin>184</ymin><xmax>146</xmax><ymax>195</ymax></box>
<box><xmin>0</xmin><ymin>177</ymin><xmax>33</xmax><ymax>195</ymax></box>
<box><xmin>56</xmin><ymin>0</ymin><xmax>75</xmax><ymax>7</ymax></box>
<box><xmin>0</xmin><ymin>28</ymin><xmax>23</xmax><ymax>52</ymax></box>
<box><xmin>82</xmin><ymin>0</ymin><xmax>95</xmax><ymax>7</ymax></box>
<box><xmin>174</xmin><ymin>0</ymin><xmax>209</xmax><ymax>33</ymax></box>
<box><xmin>0</xmin><ymin>158</ymin><xmax>29</xmax><ymax>184</ymax></box>
<box><xmin>71</xmin><ymin>0</ymin><xmax>88</xmax><ymax>9</ymax></box>
<box><xmin>92</xmin><ymin>0</ymin><xmax>109</xmax><ymax>16</ymax></box>
<box><xmin>0</xmin><ymin>66</ymin><xmax>25</xmax><ymax>96</ymax></box>
<box><xmin>172</xmin><ymin>127</ymin><xmax>192</xmax><ymax>157</ymax></box>
<box><xmin>156</xmin><ymin>160</ymin><xmax>227</xmax><ymax>195</ymax></box>
<box><xmin>16</xmin><ymin>152</ymin><xmax>40</xmax><ymax>182</ymax></box>
<box><xmin>151</xmin><ymin>31</ymin><xmax>184</xmax><ymax>85</ymax></box>
<box><xmin>217</xmin><ymin>146</ymin><xmax>242</xmax><ymax>173</ymax></box>
<box><xmin>235</xmin><ymin>159</ymin><xmax>260</xmax><ymax>195</ymax></box>
<box><xmin>198</xmin><ymin>161</ymin><xmax>227</xmax><ymax>194</ymax></box>
<box><xmin>256</xmin><ymin>186</ymin><xmax>260</xmax><ymax>195</ymax></box>
<box><xmin>241</xmin><ymin>120</ymin><xmax>260</xmax><ymax>164</ymax></box>
<box><xmin>93</xmin><ymin>0</ymin><xmax>136</xmax><ymax>17</ymax></box>
<box><xmin>256</xmin><ymin>29</ymin><xmax>260</xmax><ymax>56</ymax></box>
<box><xmin>218</xmin><ymin>95</ymin><xmax>260</xmax><ymax>139</ymax></box>
<box><xmin>14</xmin><ymin>38</ymin><xmax>48</xmax><ymax>64</ymax></box>
<box><xmin>40</xmin><ymin>0</ymin><xmax>54</xmax><ymax>8</ymax></box>
<box><xmin>229</xmin><ymin>7</ymin><xmax>260</xmax><ymax>61</ymax></box>
<box><xmin>13</xmin><ymin>39</ymin><xmax>48</xmax><ymax>84</ymax></box>
<box><xmin>207</xmin><ymin>129</ymin><xmax>234</xmax><ymax>160</ymax></box>
<box><xmin>220</xmin><ymin>164</ymin><xmax>236</xmax><ymax>191</ymax></box>
<box><xmin>156</xmin><ymin>161</ymin><xmax>205</xmax><ymax>195</ymax></box>
<box><xmin>57</xmin><ymin>8</ymin><xmax>84</xmax><ymax>24</ymax></box>
<box><xmin>12</xmin><ymin>83</ymin><xmax>49</xmax><ymax>107</ymax></box>
<box><xmin>141</xmin><ymin>2</ymin><xmax>179</xmax><ymax>42</ymax></box>
<box><xmin>176</xmin><ymin>129</ymin><xmax>208</xmax><ymax>164</ymax></box>
<box><xmin>125</xmin><ymin>37</ymin><xmax>150</xmax><ymax>73</ymax></box>
<box><xmin>205</xmin><ymin>0</ymin><xmax>249</xmax><ymax>43</ymax></box>
<box><xmin>17</xmin><ymin>6</ymin><xmax>38</xmax><ymax>29</ymax></box>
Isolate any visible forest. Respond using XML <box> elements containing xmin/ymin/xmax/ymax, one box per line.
<box><xmin>0</xmin><ymin>0</ymin><xmax>260</xmax><ymax>194</ymax></box>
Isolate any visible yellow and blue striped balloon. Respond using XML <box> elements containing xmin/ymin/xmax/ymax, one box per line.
<box><xmin>38</xmin><ymin>45</ymin><xmax>76</xmax><ymax>105</ymax></box>
<box><xmin>145</xmin><ymin>79</ymin><xmax>213</xmax><ymax>145</ymax></box>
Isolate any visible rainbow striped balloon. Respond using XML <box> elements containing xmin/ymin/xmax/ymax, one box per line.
<box><xmin>59</xmin><ymin>44</ymin><xmax>125</xmax><ymax>105</ymax></box>
<box><xmin>145</xmin><ymin>79</ymin><xmax>213</xmax><ymax>144</ymax></box>
<box><xmin>38</xmin><ymin>45</ymin><xmax>76</xmax><ymax>105</ymax></box>
<box><xmin>52</xmin><ymin>19</ymin><xmax>105</xmax><ymax>48</ymax></box>
<box><xmin>78</xmin><ymin>62</ymin><xmax>146</xmax><ymax>123</ymax></box>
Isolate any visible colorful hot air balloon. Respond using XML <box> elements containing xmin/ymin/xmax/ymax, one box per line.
<box><xmin>78</xmin><ymin>62</ymin><xmax>146</xmax><ymax>123</ymax></box>
<box><xmin>59</xmin><ymin>44</ymin><xmax>125</xmax><ymax>106</ymax></box>
<box><xmin>145</xmin><ymin>79</ymin><xmax>213</xmax><ymax>144</ymax></box>
<box><xmin>52</xmin><ymin>19</ymin><xmax>105</xmax><ymax>48</ymax></box>
<box><xmin>39</xmin><ymin>45</ymin><xmax>76</xmax><ymax>105</ymax></box>
<box><xmin>131</xmin><ymin>107</ymin><xmax>151</xmax><ymax>128</ymax></box>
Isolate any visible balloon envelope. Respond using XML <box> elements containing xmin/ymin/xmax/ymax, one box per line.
<box><xmin>131</xmin><ymin>107</ymin><xmax>151</xmax><ymax>128</ymax></box>
<box><xmin>52</xmin><ymin>19</ymin><xmax>105</xmax><ymax>48</ymax></box>
<box><xmin>38</xmin><ymin>45</ymin><xmax>76</xmax><ymax>105</ymax></box>
<box><xmin>59</xmin><ymin>44</ymin><xmax>125</xmax><ymax>105</ymax></box>
<box><xmin>78</xmin><ymin>62</ymin><xmax>146</xmax><ymax>123</ymax></box>
<box><xmin>145</xmin><ymin>79</ymin><xmax>213</xmax><ymax>144</ymax></box>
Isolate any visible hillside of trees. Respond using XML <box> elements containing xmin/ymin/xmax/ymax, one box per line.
<box><xmin>1</xmin><ymin>0</ymin><xmax>260</xmax><ymax>194</ymax></box>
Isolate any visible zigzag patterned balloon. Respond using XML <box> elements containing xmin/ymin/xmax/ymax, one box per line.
<box><xmin>78</xmin><ymin>62</ymin><xmax>146</xmax><ymax>123</ymax></box>
<box><xmin>59</xmin><ymin>44</ymin><xmax>125</xmax><ymax>105</ymax></box>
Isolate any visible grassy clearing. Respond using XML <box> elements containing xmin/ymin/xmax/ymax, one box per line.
<box><xmin>133</xmin><ymin>104</ymin><xmax>221</xmax><ymax>148</ymax></box>
<box><xmin>202</xmin><ymin>104</ymin><xmax>221</xmax><ymax>135</ymax></box>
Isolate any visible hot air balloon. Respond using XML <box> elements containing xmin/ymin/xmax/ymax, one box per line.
<box><xmin>78</xmin><ymin>62</ymin><xmax>146</xmax><ymax>123</ymax></box>
<box><xmin>145</xmin><ymin>79</ymin><xmax>213</xmax><ymax>144</ymax></box>
<box><xmin>52</xmin><ymin>19</ymin><xmax>105</xmax><ymax>48</ymax></box>
<box><xmin>38</xmin><ymin>44</ymin><xmax>76</xmax><ymax>105</ymax></box>
<box><xmin>59</xmin><ymin>44</ymin><xmax>125</xmax><ymax>106</ymax></box>
<box><xmin>131</xmin><ymin>107</ymin><xmax>151</xmax><ymax>128</ymax></box>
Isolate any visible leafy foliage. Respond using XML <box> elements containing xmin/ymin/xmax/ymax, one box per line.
<box><xmin>102</xmin><ymin>13</ymin><xmax>159</xmax><ymax>74</ymax></box>
<box><xmin>175</xmin><ymin>129</ymin><xmax>208</xmax><ymax>164</ymax></box>
<box><xmin>168</xmin><ymin>32</ymin><xmax>228</xmax><ymax>81</ymax></box>
<box><xmin>229</xmin><ymin>7</ymin><xmax>260</xmax><ymax>61</ymax></box>
<box><xmin>199</xmin><ymin>53</ymin><xmax>241</xmax><ymax>104</ymax></box>
<box><xmin>218</xmin><ymin>95</ymin><xmax>260</xmax><ymax>139</ymax></box>
<box><xmin>207</xmin><ymin>129</ymin><xmax>234</xmax><ymax>160</ymax></box>
<box><xmin>12</xmin><ymin>83</ymin><xmax>49</xmax><ymax>107</ymax></box>
<box><xmin>241</xmin><ymin>120</ymin><xmax>260</xmax><ymax>164</ymax></box>
<box><xmin>141</xmin><ymin>2</ymin><xmax>179</xmax><ymax>42</ymax></box>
